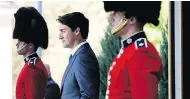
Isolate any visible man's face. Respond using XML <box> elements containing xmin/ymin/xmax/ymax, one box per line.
<box><xmin>16</xmin><ymin>39</ymin><xmax>29</xmax><ymax>55</ymax></box>
<box><xmin>59</xmin><ymin>24</ymin><xmax>76</xmax><ymax>49</ymax></box>
<box><xmin>108</xmin><ymin>11</ymin><xmax>125</xmax><ymax>31</ymax></box>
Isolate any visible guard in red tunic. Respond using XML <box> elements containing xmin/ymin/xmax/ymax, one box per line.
<box><xmin>13</xmin><ymin>7</ymin><xmax>49</xmax><ymax>99</ymax></box>
<box><xmin>103</xmin><ymin>1</ymin><xmax>163</xmax><ymax>99</ymax></box>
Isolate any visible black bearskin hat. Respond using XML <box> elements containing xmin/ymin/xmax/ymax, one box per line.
<box><xmin>13</xmin><ymin>7</ymin><xmax>48</xmax><ymax>49</ymax></box>
<box><xmin>103</xmin><ymin>1</ymin><xmax>161</xmax><ymax>26</ymax></box>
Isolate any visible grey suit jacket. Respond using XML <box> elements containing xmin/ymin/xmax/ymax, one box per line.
<box><xmin>60</xmin><ymin>43</ymin><xmax>100</xmax><ymax>99</ymax></box>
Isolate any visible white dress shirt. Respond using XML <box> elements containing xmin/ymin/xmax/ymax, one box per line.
<box><xmin>71</xmin><ymin>41</ymin><xmax>88</xmax><ymax>56</ymax></box>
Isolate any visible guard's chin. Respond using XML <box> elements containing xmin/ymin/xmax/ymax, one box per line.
<box><xmin>17</xmin><ymin>50</ymin><xmax>23</xmax><ymax>55</ymax></box>
<box><xmin>16</xmin><ymin>46</ymin><xmax>26</xmax><ymax>55</ymax></box>
<box><xmin>111</xmin><ymin>18</ymin><xmax>128</xmax><ymax>35</ymax></box>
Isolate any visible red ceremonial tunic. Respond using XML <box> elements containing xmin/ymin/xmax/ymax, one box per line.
<box><xmin>105</xmin><ymin>31</ymin><xmax>163</xmax><ymax>99</ymax></box>
<box><xmin>16</xmin><ymin>53</ymin><xmax>48</xmax><ymax>99</ymax></box>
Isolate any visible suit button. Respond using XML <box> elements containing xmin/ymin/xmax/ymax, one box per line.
<box><xmin>112</xmin><ymin>61</ymin><xmax>116</xmax><ymax>66</ymax></box>
<box><xmin>106</xmin><ymin>90</ymin><xmax>110</xmax><ymax>95</ymax></box>
<box><xmin>110</xmin><ymin>66</ymin><xmax>113</xmax><ymax>71</ymax></box>
<box><xmin>105</xmin><ymin>95</ymin><xmax>109</xmax><ymax>99</ymax></box>
<box><xmin>108</xmin><ymin>81</ymin><xmax>111</xmax><ymax>86</ymax></box>
<box><xmin>108</xmin><ymin>75</ymin><xmax>111</xmax><ymax>80</ymax></box>
<box><xmin>120</xmin><ymin>48</ymin><xmax>124</xmax><ymax>54</ymax></box>
<box><xmin>117</xmin><ymin>54</ymin><xmax>121</xmax><ymax>58</ymax></box>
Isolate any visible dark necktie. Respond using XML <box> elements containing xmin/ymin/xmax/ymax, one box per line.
<box><xmin>69</xmin><ymin>54</ymin><xmax>72</xmax><ymax>62</ymax></box>
<box><xmin>60</xmin><ymin>54</ymin><xmax>73</xmax><ymax>95</ymax></box>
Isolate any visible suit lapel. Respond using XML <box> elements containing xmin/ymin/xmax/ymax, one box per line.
<box><xmin>60</xmin><ymin>55</ymin><xmax>76</xmax><ymax>87</ymax></box>
<box><xmin>60</xmin><ymin>43</ymin><xmax>89</xmax><ymax>95</ymax></box>
<box><xmin>74</xmin><ymin>43</ymin><xmax>89</xmax><ymax>56</ymax></box>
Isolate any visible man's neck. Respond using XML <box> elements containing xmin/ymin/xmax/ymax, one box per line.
<box><xmin>71</xmin><ymin>39</ymin><xmax>85</xmax><ymax>50</ymax></box>
<box><xmin>123</xmin><ymin>30</ymin><xmax>143</xmax><ymax>40</ymax></box>
<box><xmin>70</xmin><ymin>39</ymin><xmax>87</xmax><ymax>56</ymax></box>
<box><xmin>121</xmin><ymin>24</ymin><xmax>143</xmax><ymax>40</ymax></box>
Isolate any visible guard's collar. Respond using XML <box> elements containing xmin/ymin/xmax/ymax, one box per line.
<box><xmin>24</xmin><ymin>53</ymin><xmax>39</xmax><ymax>62</ymax></box>
<box><xmin>122</xmin><ymin>31</ymin><xmax>147</xmax><ymax>48</ymax></box>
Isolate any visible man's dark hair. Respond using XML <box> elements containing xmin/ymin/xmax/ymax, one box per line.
<box><xmin>57</xmin><ymin>12</ymin><xmax>89</xmax><ymax>39</ymax></box>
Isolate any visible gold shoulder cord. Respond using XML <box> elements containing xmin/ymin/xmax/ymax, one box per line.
<box><xmin>111</xmin><ymin>17</ymin><xmax>128</xmax><ymax>35</ymax></box>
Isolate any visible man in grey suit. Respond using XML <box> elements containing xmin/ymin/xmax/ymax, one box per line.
<box><xmin>57</xmin><ymin>12</ymin><xmax>100</xmax><ymax>99</ymax></box>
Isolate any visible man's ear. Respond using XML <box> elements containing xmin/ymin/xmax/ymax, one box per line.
<box><xmin>128</xmin><ymin>16</ymin><xmax>137</xmax><ymax>24</ymax></box>
<box><xmin>75</xmin><ymin>27</ymin><xmax>80</xmax><ymax>36</ymax></box>
<box><xmin>28</xmin><ymin>43</ymin><xmax>34</xmax><ymax>49</ymax></box>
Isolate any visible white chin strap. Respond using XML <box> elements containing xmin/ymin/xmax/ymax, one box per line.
<box><xmin>17</xmin><ymin>43</ymin><xmax>27</xmax><ymax>52</ymax></box>
<box><xmin>111</xmin><ymin>17</ymin><xmax>128</xmax><ymax>35</ymax></box>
